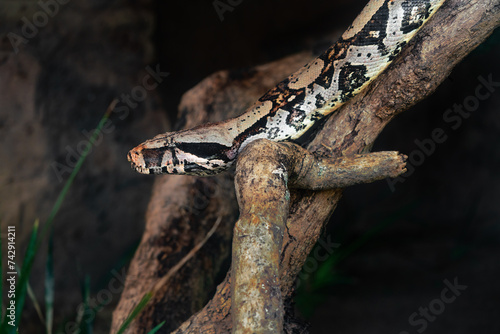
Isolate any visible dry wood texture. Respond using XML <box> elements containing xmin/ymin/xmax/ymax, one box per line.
<box><xmin>231</xmin><ymin>140</ymin><xmax>407</xmax><ymax>333</ymax></box>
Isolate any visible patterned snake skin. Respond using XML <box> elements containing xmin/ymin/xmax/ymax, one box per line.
<box><xmin>128</xmin><ymin>0</ymin><xmax>445</xmax><ymax>176</ymax></box>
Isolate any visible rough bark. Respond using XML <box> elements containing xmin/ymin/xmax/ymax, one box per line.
<box><xmin>112</xmin><ymin>0</ymin><xmax>500</xmax><ymax>333</ymax></box>
<box><xmin>231</xmin><ymin>140</ymin><xmax>407</xmax><ymax>333</ymax></box>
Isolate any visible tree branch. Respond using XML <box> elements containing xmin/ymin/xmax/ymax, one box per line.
<box><xmin>112</xmin><ymin>0</ymin><xmax>500</xmax><ymax>332</ymax></box>
<box><xmin>171</xmin><ymin>1</ymin><xmax>500</xmax><ymax>332</ymax></box>
<box><xmin>231</xmin><ymin>140</ymin><xmax>407</xmax><ymax>333</ymax></box>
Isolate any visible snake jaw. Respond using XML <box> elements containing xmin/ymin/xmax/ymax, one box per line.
<box><xmin>127</xmin><ymin>142</ymin><xmax>174</xmax><ymax>174</ymax></box>
<box><xmin>128</xmin><ymin>140</ymin><xmax>234</xmax><ymax>176</ymax></box>
<box><xmin>127</xmin><ymin>146</ymin><xmax>149</xmax><ymax>174</ymax></box>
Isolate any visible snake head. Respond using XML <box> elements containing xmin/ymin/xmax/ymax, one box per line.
<box><xmin>127</xmin><ymin>129</ymin><xmax>236</xmax><ymax>176</ymax></box>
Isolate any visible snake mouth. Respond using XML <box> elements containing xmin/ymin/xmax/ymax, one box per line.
<box><xmin>128</xmin><ymin>144</ymin><xmax>176</xmax><ymax>175</ymax></box>
<box><xmin>127</xmin><ymin>149</ymin><xmax>150</xmax><ymax>174</ymax></box>
<box><xmin>130</xmin><ymin>163</ymin><xmax>150</xmax><ymax>174</ymax></box>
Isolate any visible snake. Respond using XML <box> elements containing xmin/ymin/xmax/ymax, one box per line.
<box><xmin>128</xmin><ymin>0</ymin><xmax>445</xmax><ymax>176</ymax></box>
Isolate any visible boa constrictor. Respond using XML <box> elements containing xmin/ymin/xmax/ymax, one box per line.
<box><xmin>128</xmin><ymin>0</ymin><xmax>445</xmax><ymax>176</ymax></box>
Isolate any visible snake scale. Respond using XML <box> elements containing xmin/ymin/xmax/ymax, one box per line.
<box><xmin>128</xmin><ymin>0</ymin><xmax>445</xmax><ymax>176</ymax></box>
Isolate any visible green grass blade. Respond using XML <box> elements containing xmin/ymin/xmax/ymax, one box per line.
<box><xmin>0</xmin><ymin>219</ymin><xmax>39</xmax><ymax>333</ymax></box>
<box><xmin>115</xmin><ymin>292</ymin><xmax>153</xmax><ymax>334</ymax></box>
<box><xmin>14</xmin><ymin>219</ymin><xmax>39</xmax><ymax>332</ymax></box>
<box><xmin>74</xmin><ymin>275</ymin><xmax>92</xmax><ymax>334</ymax></box>
<box><xmin>146</xmin><ymin>321</ymin><xmax>165</xmax><ymax>334</ymax></box>
<box><xmin>45</xmin><ymin>231</ymin><xmax>54</xmax><ymax>334</ymax></box>
<box><xmin>26</xmin><ymin>278</ymin><xmax>45</xmax><ymax>326</ymax></box>
<box><xmin>0</xmin><ymin>223</ymin><xmax>3</xmax><ymax>325</ymax></box>
<box><xmin>38</xmin><ymin>102</ymin><xmax>115</xmax><ymax>249</ymax></box>
<box><xmin>0</xmin><ymin>102</ymin><xmax>115</xmax><ymax>334</ymax></box>
<box><xmin>114</xmin><ymin>216</ymin><xmax>221</xmax><ymax>334</ymax></box>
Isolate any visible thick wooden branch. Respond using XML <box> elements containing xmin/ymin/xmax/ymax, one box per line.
<box><xmin>170</xmin><ymin>1</ymin><xmax>500</xmax><ymax>332</ymax></box>
<box><xmin>231</xmin><ymin>139</ymin><xmax>407</xmax><ymax>333</ymax></box>
<box><xmin>231</xmin><ymin>141</ymin><xmax>290</xmax><ymax>334</ymax></box>
<box><xmin>280</xmin><ymin>142</ymin><xmax>407</xmax><ymax>190</ymax></box>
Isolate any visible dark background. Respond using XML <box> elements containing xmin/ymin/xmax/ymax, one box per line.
<box><xmin>0</xmin><ymin>0</ymin><xmax>499</xmax><ymax>333</ymax></box>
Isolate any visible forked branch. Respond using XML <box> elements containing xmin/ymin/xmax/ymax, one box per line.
<box><xmin>232</xmin><ymin>140</ymin><xmax>406</xmax><ymax>332</ymax></box>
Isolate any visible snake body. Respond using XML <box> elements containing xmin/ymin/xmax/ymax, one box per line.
<box><xmin>128</xmin><ymin>0</ymin><xmax>445</xmax><ymax>176</ymax></box>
